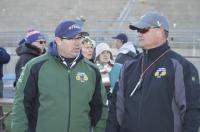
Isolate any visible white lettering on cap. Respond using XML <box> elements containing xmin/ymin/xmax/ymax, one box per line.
<box><xmin>69</xmin><ymin>24</ymin><xmax>81</xmax><ymax>30</ymax></box>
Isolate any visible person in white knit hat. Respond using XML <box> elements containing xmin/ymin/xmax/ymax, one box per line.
<box><xmin>95</xmin><ymin>43</ymin><xmax>122</xmax><ymax>99</ymax></box>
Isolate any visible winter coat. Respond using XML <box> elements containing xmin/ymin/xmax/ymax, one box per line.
<box><xmin>14</xmin><ymin>45</ymin><xmax>44</xmax><ymax>86</ymax></box>
<box><xmin>106</xmin><ymin>42</ymin><xmax>200</xmax><ymax>132</ymax></box>
<box><xmin>11</xmin><ymin>42</ymin><xmax>107</xmax><ymax>132</ymax></box>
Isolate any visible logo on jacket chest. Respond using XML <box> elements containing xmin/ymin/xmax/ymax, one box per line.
<box><xmin>154</xmin><ymin>67</ymin><xmax>167</xmax><ymax>78</ymax></box>
<box><xmin>75</xmin><ymin>72</ymin><xmax>88</xmax><ymax>83</ymax></box>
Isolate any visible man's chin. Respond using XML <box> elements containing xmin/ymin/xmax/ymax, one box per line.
<box><xmin>138</xmin><ymin>43</ymin><xmax>145</xmax><ymax>48</ymax></box>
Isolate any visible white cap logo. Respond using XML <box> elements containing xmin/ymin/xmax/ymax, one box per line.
<box><xmin>68</xmin><ymin>24</ymin><xmax>81</xmax><ymax>30</ymax></box>
<box><xmin>157</xmin><ymin>21</ymin><xmax>161</xmax><ymax>26</ymax></box>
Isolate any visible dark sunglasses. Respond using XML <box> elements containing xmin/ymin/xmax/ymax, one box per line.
<box><xmin>137</xmin><ymin>28</ymin><xmax>150</xmax><ymax>34</ymax></box>
<box><xmin>137</xmin><ymin>26</ymin><xmax>160</xmax><ymax>34</ymax></box>
<box><xmin>37</xmin><ymin>41</ymin><xmax>46</xmax><ymax>44</ymax></box>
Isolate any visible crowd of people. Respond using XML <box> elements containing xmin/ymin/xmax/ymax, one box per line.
<box><xmin>0</xmin><ymin>10</ymin><xmax>200</xmax><ymax>132</ymax></box>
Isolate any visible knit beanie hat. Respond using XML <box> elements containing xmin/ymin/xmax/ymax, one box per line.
<box><xmin>95</xmin><ymin>43</ymin><xmax>112</xmax><ymax>58</ymax></box>
<box><xmin>25</xmin><ymin>29</ymin><xmax>45</xmax><ymax>44</ymax></box>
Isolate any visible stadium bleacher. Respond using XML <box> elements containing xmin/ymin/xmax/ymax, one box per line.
<box><xmin>0</xmin><ymin>0</ymin><xmax>200</xmax><ymax>84</ymax></box>
<box><xmin>0</xmin><ymin>1</ymin><xmax>199</xmax><ymax>131</ymax></box>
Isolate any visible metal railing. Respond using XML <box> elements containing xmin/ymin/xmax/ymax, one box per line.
<box><xmin>0</xmin><ymin>29</ymin><xmax>199</xmax><ymax>48</ymax></box>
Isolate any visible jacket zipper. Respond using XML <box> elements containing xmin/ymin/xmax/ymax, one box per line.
<box><xmin>59</xmin><ymin>57</ymin><xmax>76</xmax><ymax>132</ymax></box>
<box><xmin>137</xmin><ymin>50</ymin><xmax>148</xmax><ymax>131</ymax></box>
<box><xmin>67</xmin><ymin>70</ymin><xmax>71</xmax><ymax>132</ymax></box>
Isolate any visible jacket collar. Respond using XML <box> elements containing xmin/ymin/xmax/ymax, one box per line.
<box><xmin>16</xmin><ymin>44</ymin><xmax>42</xmax><ymax>56</ymax></box>
<box><xmin>142</xmin><ymin>41</ymin><xmax>170</xmax><ymax>60</ymax></box>
<box><xmin>47</xmin><ymin>41</ymin><xmax>84</xmax><ymax>68</ymax></box>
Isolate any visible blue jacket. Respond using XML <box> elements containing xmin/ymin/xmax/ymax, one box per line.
<box><xmin>0</xmin><ymin>47</ymin><xmax>10</xmax><ymax>80</ymax></box>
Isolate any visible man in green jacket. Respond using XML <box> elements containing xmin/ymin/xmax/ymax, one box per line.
<box><xmin>11</xmin><ymin>20</ymin><xmax>107</xmax><ymax>132</ymax></box>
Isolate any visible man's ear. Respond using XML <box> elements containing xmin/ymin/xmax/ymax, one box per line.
<box><xmin>54</xmin><ymin>37</ymin><xmax>62</xmax><ymax>46</ymax></box>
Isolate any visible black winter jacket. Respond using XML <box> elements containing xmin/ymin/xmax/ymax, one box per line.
<box><xmin>106</xmin><ymin>42</ymin><xmax>200</xmax><ymax>132</ymax></box>
<box><xmin>115</xmin><ymin>51</ymin><xmax>136</xmax><ymax>64</ymax></box>
<box><xmin>14</xmin><ymin>45</ymin><xmax>44</xmax><ymax>86</ymax></box>
<box><xmin>0</xmin><ymin>47</ymin><xmax>10</xmax><ymax>80</ymax></box>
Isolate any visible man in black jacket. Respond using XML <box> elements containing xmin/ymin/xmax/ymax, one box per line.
<box><xmin>106</xmin><ymin>11</ymin><xmax>200</xmax><ymax>132</ymax></box>
<box><xmin>112</xmin><ymin>33</ymin><xmax>137</xmax><ymax>64</ymax></box>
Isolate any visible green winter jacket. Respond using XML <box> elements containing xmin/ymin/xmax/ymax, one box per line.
<box><xmin>11</xmin><ymin>42</ymin><xmax>107</xmax><ymax>132</ymax></box>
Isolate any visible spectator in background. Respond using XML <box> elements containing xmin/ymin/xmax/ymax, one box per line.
<box><xmin>75</xmin><ymin>16</ymin><xmax>86</xmax><ymax>28</ymax></box>
<box><xmin>106</xmin><ymin>11</ymin><xmax>200</xmax><ymax>132</ymax></box>
<box><xmin>18</xmin><ymin>38</ymin><xmax>26</xmax><ymax>46</ymax></box>
<box><xmin>112</xmin><ymin>33</ymin><xmax>137</xmax><ymax>64</ymax></box>
<box><xmin>13</xmin><ymin>30</ymin><xmax>46</xmax><ymax>87</ymax></box>
<box><xmin>0</xmin><ymin>47</ymin><xmax>10</xmax><ymax>130</ymax></box>
<box><xmin>81</xmin><ymin>36</ymin><xmax>96</xmax><ymax>62</ymax></box>
<box><xmin>95</xmin><ymin>43</ymin><xmax>122</xmax><ymax>100</ymax></box>
<box><xmin>11</xmin><ymin>20</ymin><xmax>107</xmax><ymax>132</ymax></box>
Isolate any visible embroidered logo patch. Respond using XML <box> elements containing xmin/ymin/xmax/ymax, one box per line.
<box><xmin>192</xmin><ymin>76</ymin><xmax>196</xmax><ymax>82</ymax></box>
<box><xmin>154</xmin><ymin>68</ymin><xmax>167</xmax><ymax>78</ymax></box>
<box><xmin>75</xmin><ymin>72</ymin><xmax>88</xmax><ymax>83</ymax></box>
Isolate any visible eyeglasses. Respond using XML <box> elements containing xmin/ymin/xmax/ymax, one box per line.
<box><xmin>37</xmin><ymin>41</ymin><xmax>46</xmax><ymax>44</ymax></box>
<box><xmin>137</xmin><ymin>26</ymin><xmax>160</xmax><ymax>34</ymax></box>
<box><xmin>61</xmin><ymin>36</ymin><xmax>82</xmax><ymax>41</ymax></box>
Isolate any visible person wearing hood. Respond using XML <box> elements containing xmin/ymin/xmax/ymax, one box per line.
<box><xmin>112</xmin><ymin>33</ymin><xmax>137</xmax><ymax>64</ymax></box>
<box><xmin>13</xmin><ymin>30</ymin><xmax>46</xmax><ymax>87</ymax></box>
<box><xmin>11</xmin><ymin>20</ymin><xmax>107</xmax><ymax>132</ymax></box>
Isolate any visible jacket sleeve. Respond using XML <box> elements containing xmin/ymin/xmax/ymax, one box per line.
<box><xmin>105</xmin><ymin>82</ymin><xmax>120</xmax><ymax>132</ymax></box>
<box><xmin>106</xmin><ymin>62</ymin><xmax>129</xmax><ymax>132</ymax></box>
<box><xmin>14</xmin><ymin>56</ymin><xmax>32</xmax><ymax>87</ymax></box>
<box><xmin>11</xmin><ymin>64</ymin><xmax>30</xmax><ymax>132</ymax></box>
<box><xmin>11</xmin><ymin>62</ymin><xmax>39</xmax><ymax>132</ymax></box>
<box><xmin>93</xmin><ymin>84</ymin><xmax>108</xmax><ymax>132</ymax></box>
<box><xmin>89</xmin><ymin>67</ymin><xmax>107</xmax><ymax>132</ymax></box>
<box><xmin>0</xmin><ymin>47</ymin><xmax>10</xmax><ymax>64</ymax></box>
<box><xmin>174</xmin><ymin>59</ymin><xmax>200</xmax><ymax>132</ymax></box>
<box><xmin>182</xmin><ymin>63</ymin><xmax>200</xmax><ymax>132</ymax></box>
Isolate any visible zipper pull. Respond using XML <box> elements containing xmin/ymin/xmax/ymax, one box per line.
<box><xmin>70</xmin><ymin>61</ymin><xmax>76</xmax><ymax>69</ymax></box>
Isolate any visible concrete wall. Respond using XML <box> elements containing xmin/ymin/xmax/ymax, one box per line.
<box><xmin>0</xmin><ymin>0</ymin><xmax>127</xmax><ymax>31</ymax></box>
